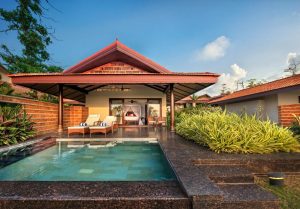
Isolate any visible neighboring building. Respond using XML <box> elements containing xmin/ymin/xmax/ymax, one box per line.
<box><xmin>10</xmin><ymin>40</ymin><xmax>219</xmax><ymax>131</ymax></box>
<box><xmin>209</xmin><ymin>75</ymin><xmax>300</xmax><ymax>127</ymax></box>
<box><xmin>0</xmin><ymin>64</ymin><xmax>30</xmax><ymax>94</ymax></box>
<box><xmin>0</xmin><ymin>64</ymin><xmax>11</xmax><ymax>83</ymax></box>
<box><xmin>176</xmin><ymin>94</ymin><xmax>211</xmax><ymax>108</ymax></box>
<box><xmin>0</xmin><ymin>64</ymin><xmax>83</xmax><ymax>105</ymax></box>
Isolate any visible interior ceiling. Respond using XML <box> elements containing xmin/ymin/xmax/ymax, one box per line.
<box><xmin>20</xmin><ymin>83</ymin><xmax>211</xmax><ymax>104</ymax></box>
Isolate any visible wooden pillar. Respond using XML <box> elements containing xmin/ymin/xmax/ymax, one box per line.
<box><xmin>170</xmin><ymin>84</ymin><xmax>175</xmax><ymax>132</ymax></box>
<box><xmin>58</xmin><ymin>84</ymin><xmax>64</xmax><ymax>134</ymax></box>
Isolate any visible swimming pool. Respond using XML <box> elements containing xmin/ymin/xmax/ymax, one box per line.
<box><xmin>0</xmin><ymin>141</ymin><xmax>176</xmax><ymax>181</ymax></box>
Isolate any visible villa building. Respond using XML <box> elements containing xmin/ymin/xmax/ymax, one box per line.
<box><xmin>209</xmin><ymin>74</ymin><xmax>300</xmax><ymax>127</ymax></box>
<box><xmin>176</xmin><ymin>94</ymin><xmax>211</xmax><ymax>109</ymax></box>
<box><xmin>9</xmin><ymin>40</ymin><xmax>219</xmax><ymax>132</ymax></box>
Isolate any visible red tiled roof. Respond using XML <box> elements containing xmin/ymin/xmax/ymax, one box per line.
<box><xmin>63</xmin><ymin>40</ymin><xmax>171</xmax><ymax>74</ymax></box>
<box><xmin>209</xmin><ymin>74</ymin><xmax>300</xmax><ymax>104</ymax></box>
<box><xmin>9</xmin><ymin>72</ymin><xmax>218</xmax><ymax>77</ymax></box>
<box><xmin>176</xmin><ymin>94</ymin><xmax>211</xmax><ymax>104</ymax></box>
<box><xmin>9</xmin><ymin>73</ymin><xmax>219</xmax><ymax>84</ymax></box>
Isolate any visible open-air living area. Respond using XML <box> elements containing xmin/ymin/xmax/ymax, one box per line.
<box><xmin>1</xmin><ymin>1</ymin><xmax>300</xmax><ymax>209</ymax></box>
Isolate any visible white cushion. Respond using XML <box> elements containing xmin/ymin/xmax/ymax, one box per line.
<box><xmin>85</xmin><ymin>114</ymin><xmax>101</xmax><ymax>126</ymax></box>
<box><xmin>89</xmin><ymin>126</ymin><xmax>109</xmax><ymax>129</ymax></box>
<box><xmin>68</xmin><ymin>126</ymin><xmax>89</xmax><ymax>129</ymax></box>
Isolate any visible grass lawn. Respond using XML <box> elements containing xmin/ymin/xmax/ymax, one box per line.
<box><xmin>256</xmin><ymin>177</ymin><xmax>300</xmax><ymax>209</ymax></box>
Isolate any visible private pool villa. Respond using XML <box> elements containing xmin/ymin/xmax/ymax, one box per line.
<box><xmin>0</xmin><ymin>40</ymin><xmax>299</xmax><ymax>209</ymax></box>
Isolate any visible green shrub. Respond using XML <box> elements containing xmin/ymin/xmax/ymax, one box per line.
<box><xmin>176</xmin><ymin>109</ymin><xmax>300</xmax><ymax>154</ymax></box>
<box><xmin>0</xmin><ymin>82</ymin><xmax>14</xmax><ymax>95</ymax></box>
<box><xmin>167</xmin><ymin>105</ymin><xmax>221</xmax><ymax>127</ymax></box>
<box><xmin>0</xmin><ymin>103</ymin><xmax>35</xmax><ymax>146</ymax></box>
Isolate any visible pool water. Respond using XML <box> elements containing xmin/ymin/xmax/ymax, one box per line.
<box><xmin>0</xmin><ymin>142</ymin><xmax>176</xmax><ymax>181</ymax></box>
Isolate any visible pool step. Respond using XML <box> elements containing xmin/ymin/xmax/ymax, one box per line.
<box><xmin>0</xmin><ymin>181</ymin><xmax>190</xmax><ymax>209</ymax></box>
<box><xmin>197</xmin><ymin>165</ymin><xmax>254</xmax><ymax>184</ymax></box>
<box><xmin>193</xmin><ymin>183</ymin><xmax>280</xmax><ymax>209</ymax></box>
<box><xmin>1</xmin><ymin>197</ymin><xmax>190</xmax><ymax>209</ymax></box>
<box><xmin>192</xmin><ymin>165</ymin><xmax>280</xmax><ymax>209</ymax></box>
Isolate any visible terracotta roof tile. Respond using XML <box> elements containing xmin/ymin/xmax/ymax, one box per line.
<box><xmin>209</xmin><ymin>74</ymin><xmax>300</xmax><ymax>104</ymax></box>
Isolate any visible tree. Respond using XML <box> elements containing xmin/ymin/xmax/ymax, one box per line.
<box><xmin>0</xmin><ymin>0</ymin><xmax>62</xmax><ymax>73</ymax></box>
<box><xmin>190</xmin><ymin>94</ymin><xmax>199</xmax><ymax>107</ymax></box>
<box><xmin>220</xmin><ymin>84</ymin><xmax>231</xmax><ymax>95</ymax></box>
<box><xmin>246</xmin><ymin>78</ymin><xmax>265</xmax><ymax>88</ymax></box>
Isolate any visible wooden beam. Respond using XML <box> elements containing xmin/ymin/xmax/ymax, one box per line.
<box><xmin>58</xmin><ymin>84</ymin><xmax>63</xmax><ymax>134</ymax></box>
<box><xmin>174</xmin><ymin>86</ymin><xmax>193</xmax><ymax>95</ymax></box>
<box><xmin>65</xmin><ymin>85</ymin><xmax>88</xmax><ymax>94</ymax></box>
<box><xmin>86</xmin><ymin>85</ymin><xmax>107</xmax><ymax>92</ymax></box>
<box><xmin>177</xmin><ymin>83</ymin><xmax>202</xmax><ymax>92</ymax></box>
<box><xmin>170</xmin><ymin>84</ymin><xmax>175</xmax><ymax>132</ymax></box>
<box><xmin>164</xmin><ymin>85</ymin><xmax>170</xmax><ymax>93</ymax></box>
<box><xmin>145</xmin><ymin>84</ymin><xmax>165</xmax><ymax>92</ymax></box>
<box><xmin>63</xmin><ymin>89</ymin><xmax>84</xmax><ymax>98</ymax></box>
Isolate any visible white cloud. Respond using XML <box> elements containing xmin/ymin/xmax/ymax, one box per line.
<box><xmin>287</xmin><ymin>52</ymin><xmax>300</xmax><ymax>66</ymax></box>
<box><xmin>198</xmin><ymin>64</ymin><xmax>247</xmax><ymax>96</ymax></box>
<box><xmin>196</xmin><ymin>36</ymin><xmax>230</xmax><ymax>61</ymax></box>
<box><xmin>285</xmin><ymin>52</ymin><xmax>300</xmax><ymax>75</ymax></box>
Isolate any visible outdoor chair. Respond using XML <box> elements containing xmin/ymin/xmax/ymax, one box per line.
<box><xmin>157</xmin><ymin>117</ymin><xmax>166</xmax><ymax>126</ymax></box>
<box><xmin>67</xmin><ymin>114</ymin><xmax>101</xmax><ymax>137</ymax></box>
<box><xmin>147</xmin><ymin>116</ymin><xmax>156</xmax><ymax>126</ymax></box>
<box><xmin>89</xmin><ymin>116</ymin><xmax>117</xmax><ymax>137</ymax></box>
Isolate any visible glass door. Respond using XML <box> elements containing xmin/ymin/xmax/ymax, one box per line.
<box><xmin>109</xmin><ymin>99</ymin><xmax>124</xmax><ymax>124</ymax></box>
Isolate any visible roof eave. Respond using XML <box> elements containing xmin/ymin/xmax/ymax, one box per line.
<box><xmin>210</xmin><ymin>84</ymin><xmax>300</xmax><ymax>105</ymax></box>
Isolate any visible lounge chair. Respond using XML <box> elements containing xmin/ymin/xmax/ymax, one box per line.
<box><xmin>157</xmin><ymin>117</ymin><xmax>166</xmax><ymax>126</ymax></box>
<box><xmin>148</xmin><ymin>116</ymin><xmax>156</xmax><ymax>126</ymax></box>
<box><xmin>67</xmin><ymin>114</ymin><xmax>101</xmax><ymax>137</ymax></box>
<box><xmin>89</xmin><ymin>116</ymin><xmax>117</xmax><ymax>137</ymax></box>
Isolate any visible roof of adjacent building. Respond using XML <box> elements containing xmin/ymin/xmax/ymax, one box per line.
<box><xmin>176</xmin><ymin>94</ymin><xmax>211</xmax><ymax>104</ymax></box>
<box><xmin>209</xmin><ymin>74</ymin><xmax>300</xmax><ymax>105</ymax></box>
<box><xmin>0</xmin><ymin>64</ymin><xmax>8</xmax><ymax>74</ymax></box>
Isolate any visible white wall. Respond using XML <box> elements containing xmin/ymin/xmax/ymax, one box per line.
<box><xmin>85</xmin><ymin>85</ymin><xmax>167</xmax><ymax>121</ymax></box>
<box><xmin>225</xmin><ymin>100</ymin><xmax>265</xmax><ymax>116</ymax></box>
<box><xmin>278</xmin><ymin>90</ymin><xmax>300</xmax><ymax>105</ymax></box>
<box><xmin>264</xmin><ymin>95</ymin><xmax>279</xmax><ymax>123</ymax></box>
<box><xmin>225</xmin><ymin>95</ymin><xmax>279</xmax><ymax>123</ymax></box>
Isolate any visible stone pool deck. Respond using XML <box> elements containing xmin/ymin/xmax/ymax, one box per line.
<box><xmin>0</xmin><ymin>127</ymin><xmax>299</xmax><ymax>209</ymax></box>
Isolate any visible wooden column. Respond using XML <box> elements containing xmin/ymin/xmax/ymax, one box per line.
<box><xmin>170</xmin><ymin>84</ymin><xmax>175</xmax><ymax>132</ymax></box>
<box><xmin>58</xmin><ymin>84</ymin><xmax>64</xmax><ymax>134</ymax></box>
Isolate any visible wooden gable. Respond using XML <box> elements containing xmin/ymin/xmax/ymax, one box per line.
<box><xmin>83</xmin><ymin>61</ymin><xmax>148</xmax><ymax>74</ymax></box>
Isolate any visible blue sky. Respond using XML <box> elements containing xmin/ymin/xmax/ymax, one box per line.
<box><xmin>1</xmin><ymin>0</ymin><xmax>300</xmax><ymax>95</ymax></box>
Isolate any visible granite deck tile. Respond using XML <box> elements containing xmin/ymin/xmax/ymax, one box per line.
<box><xmin>1</xmin><ymin>127</ymin><xmax>299</xmax><ymax>209</ymax></box>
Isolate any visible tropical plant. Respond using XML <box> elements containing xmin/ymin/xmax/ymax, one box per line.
<box><xmin>176</xmin><ymin>108</ymin><xmax>300</xmax><ymax>154</ymax></box>
<box><xmin>24</xmin><ymin>90</ymin><xmax>39</xmax><ymax>99</ymax></box>
<box><xmin>190</xmin><ymin>94</ymin><xmax>199</xmax><ymax>107</ymax></box>
<box><xmin>167</xmin><ymin>105</ymin><xmax>221</xmax><ymax>128</ymax></box>
<box><xmin>0</xmin><ymin>103</ymin><xmax>35</xmax><ymax>146</ymax></box>
<box><xmin>39</xmin><ymin>93</ymin><xmax>58</xmax><ymax>103</ymax></box>
<box><xmin>0</xmin><ymin>82</ymin><xmax>14</xmax><ymax>95</ymax></box>
<box><xmin>112</xmin><ymin>105</ymin><xmax>122</xmax><ymax>117</ymax></box>
<box><xmin>289</xmin><ymin>114</ymin><xmax>300</xmax><ymax>140</ymax></box>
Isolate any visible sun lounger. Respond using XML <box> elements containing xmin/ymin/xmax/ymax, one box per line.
<box><xmin>67</xmin><ymin>114</ymin><xmax>101</xmax><ymax>137</ymax></box>
<box><xmin>89</xmin><ymin>116</ymin><xmax>117</xmax><ymax>137</ymax></box>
